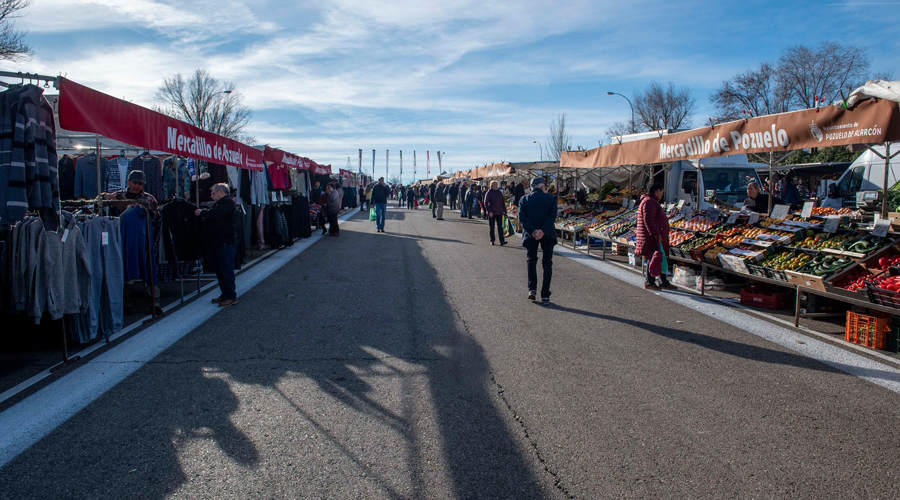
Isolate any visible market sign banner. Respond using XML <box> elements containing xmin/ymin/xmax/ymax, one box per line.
<box><xmin>562</xmin><ymin>99</ymin><xmax>900</xmax><ymax>169</ymax></box>
<box><xmin>58</xmin><ymin>78</ymin><xmax>265</xmax><ymax>170</ymax></box>
<box><xmin>339</xmin><ymin>168</ymin><xmax>354</xmax><ymax>177</ymax></box>
<box><xmin>264</xmin><ymin>146</ymin><xmax>307</xmax><ymax>170</ymax></box>
<box><xmin>310</xmin><ymin>161</ymin><xmax>331</xmax><ymax>175</ymax></box>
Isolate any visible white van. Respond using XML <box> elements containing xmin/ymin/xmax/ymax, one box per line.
<box><xmin>667</xmin><ymin>155</ymin><xmax>765</xmax><ymax>211</ymax></box>
<box><xmin>821</xmin><ymin>142</ymin><xmax>900</xmax><ymax>209</ymax></box>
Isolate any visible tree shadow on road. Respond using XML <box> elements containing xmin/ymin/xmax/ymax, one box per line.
<box><xmin>0</xmin><ymin>217</ymin><xmax>552</xmax><ymax>500</ymax></box>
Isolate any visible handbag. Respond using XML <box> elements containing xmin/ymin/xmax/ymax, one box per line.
<box><xmin>369</xmin><ymin>207</ymin><xmax>377</xmax><ymax>221</ymax></box>
<box><xmin>659</xmin><ymin>241</ymin><xmax>669</xmax><ymax>272</ymax></box>
<box><xmin>502</xmin><ymin>215</ymin><xmax>516</xmax><ymax>237</ymax></box>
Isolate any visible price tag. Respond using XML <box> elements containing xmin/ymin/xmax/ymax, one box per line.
<box><xmin>770</xmin><ymin>204</ymin><xmax>790</xmax><ymax>220</ymax></box>
<box><xmin>801</xmin><ymin>201</ymin><xmax>814</xmax><ymax>219</ymax></box>
<box><xmin>748</xmin><ymin>212</ymin><xmax>760</xmax><ymax>225</ymax></box>
<box><xmin>101</xmin><ymin>232</ymin><xmax>109</xmax><ymax>246</ymax></box>
<box><xmin>677</xmin><ymin>199</ymin><xmax>685</xmax><ymax>208</ymax></box>
<box><xmin>727</xmin><ymin>212</ymin><xmax>740</xmax><ymax>224</ymax></box>
<box><xmin>873</xmin><ymin>217</ymin><xmax>892</xmax><ymax>238</ymax></box>
<box><xmin>681</xmin><ymin>206</ymin><xmax>694</xmax><ymax>220</ymax></box>
<box><xmin>705</xmin><ymin>207</ymin><xmax>721</xmax><ymax>221</ymax></box>
<box><xmin>61</xmin><ymin>229</ymin><xmax>69</xmax><ymax>243</ymax></box>
<box><xmin>823</xmin><ymin>216</ymin><xmax>840</xmax><ymax>234</ymax></box>
<box><xmin>622</xmin><ymin>197</ymin><xmax>628</xmax><ymax>208</ymax></box>
<box><xmin>628</xmin><ymin>199</ymin><xmax>635</xmax><ymax>209</ymax></box>
<box><xmin>726</xmin><ymin>195</ymin><xmax>738</xmax><ymax>206</ymax></box>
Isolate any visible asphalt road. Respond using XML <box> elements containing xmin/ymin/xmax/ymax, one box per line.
<box><xmin>3</xmin><ymin>203</ymin><xmax>900</xmax><ymax>499</ymax></box>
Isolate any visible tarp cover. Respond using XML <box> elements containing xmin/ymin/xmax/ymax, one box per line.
<box><xmin>562</xmin><ymin>98</ymin><xmax>900</xmax><ymax>169</ymax></box>
<box><xmin>841</xmin><ymin>79</ymin><xmax>900</xmax><ymax>108</ymax></box>
<box><xmin>264</xmin><ymin>146</ymin><xmax>307</xmax><ymax>170</ymax></box>
<box><xmin>58</xmin><ymin>78</ymin><xmax>265</xmax><ymax>170</ymax></box>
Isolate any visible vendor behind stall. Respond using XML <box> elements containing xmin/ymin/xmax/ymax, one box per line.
<box><xmin>102</xmin><ymin>170</ymin><xmax>161</xmax><ymax>315</ymax></box>
<box><xmin>742</xmin><ymin>181</ymin><xmax>784</xmax><ymax>215</ymax></box>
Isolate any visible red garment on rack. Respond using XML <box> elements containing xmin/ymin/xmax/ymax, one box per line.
<box><xmin>267</xmin><ymin>163</ymin><xmax>292</xmax><ymax>190</ymax></box>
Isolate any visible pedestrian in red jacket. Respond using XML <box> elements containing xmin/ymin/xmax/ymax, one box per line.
<box><xmin>635</xmin><ymin>183</ymin><xmax>673</xmax><ymax>290</ymax></box>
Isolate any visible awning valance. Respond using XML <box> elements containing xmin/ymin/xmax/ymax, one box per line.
<box><xmin>264</xmin><ymin>146</ymin><xmax>307</xmax><ymax>170</ymax></box>
<box><xmin>58</xmin><ymin>78</ymin><xmax>265</xmax><ymax>170</ymax></box>
<box><xmin>562</xmin><ymin>98</ymin><xmax>900</xmax><ymax>169</ymax></box>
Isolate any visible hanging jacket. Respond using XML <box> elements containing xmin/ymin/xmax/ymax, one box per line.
<box><xmin>33</xmin><ymin>213</ymin><xmax>91</xmax><ymax>323</ymax></box>
<box><xmin>120</xmin><ymin>206</ymin><xmax>157</xmax><ymax>283</ymax></box>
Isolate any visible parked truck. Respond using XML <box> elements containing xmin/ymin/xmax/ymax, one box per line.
<box><xmin>821</xmin><ymin>142</ymin><xmax>900</xmax><ymax>209</ymax></box>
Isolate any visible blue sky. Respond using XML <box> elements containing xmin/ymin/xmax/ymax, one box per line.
<box><xmin>3</xmin><ymin>0</ymin><xmax>897</xmax><ymax>183</ymax></box>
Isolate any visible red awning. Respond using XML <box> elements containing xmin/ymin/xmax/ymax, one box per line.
<box><xmin>264</xmin><ymin>146</ymin><xmax>307</xmax><ymax>170</ymax></box>
<box><xmin>58</xmin><ymin>78</ymin><xmax>264</xmax><ymax>170</ymax></box>
<box><xmin>309</xmin><ymin>161</ymin><xmax>331</xmax><ymax>175</ymax></box>
<box><xmin>339</xmin><ymin>169</ymin><xmax>354</xmax><ymax>177</ymax></box>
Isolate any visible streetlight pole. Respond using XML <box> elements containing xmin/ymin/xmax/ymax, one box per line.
<box><xmin>606</xmin><ymin>91</ymin><xmax>635</xmax><ymax>134</ymax></box>
<box><xmin>533</xmin><ymin>140</ymin><xmax>543</xmax><ymax>161</ymax></box>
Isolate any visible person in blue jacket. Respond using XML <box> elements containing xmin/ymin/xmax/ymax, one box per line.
<box><xmin>519</xmin><ymin>177</ymin><xmax>558</xmax><ymax>305</ymax></box>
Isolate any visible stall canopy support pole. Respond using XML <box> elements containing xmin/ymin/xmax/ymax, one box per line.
<box><xmin>96</xmin><ymin>136</ymin><xmax>101</xmax><ymax>197</ymax></box>
<box><xmin>768</xmin><ymin>152</ymin><xmax>774</xmax><ymax>215</ymax></box>
<box><xmin>196</xmin><ymin>176</ymin><xmax>201</xmax><ymax>294</ymax></box>
<box><xmin>146</xmin><ymin>212</ymin><xmax>157</xmax><ymax>320</ymax></box>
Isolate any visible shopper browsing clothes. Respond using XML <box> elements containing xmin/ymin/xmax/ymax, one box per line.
<box><xmin>102</xmin><ymin>170</ymin><xmax>161</xmax><ymax>315</ymax></box>
<box><xmin>195</xmin><ymin>183</ymin><xmax>238</xmax><ymax>307</ymax></box>
<box><xmin>371</xmin><ymin>177</ymin><xmax>390</xmax><ymax>232</ymax></box>
<box><xmin>484</xmin><ymin>181</ymin><xmax>508</xmax><ymax>246</ymax></box>
<box><xmin>326</xmin><ymin>182</ymin><xmax>342</xmax><ymax>236</ymax></box>
<box><xmin>636</xmin><ymin>182</ymin><xmax>673</xmax><ymax>291</ymax></box>
<box><xmin>519</xmin><ymin>178</ymin><xmax>557</xmax><ymax>305</ymax></box>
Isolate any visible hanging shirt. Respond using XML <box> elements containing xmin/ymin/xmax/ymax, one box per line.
<box><xmin>267</xmin><ymin>162</ymin><xmax>292</xmax><ymax>190</ymax></box>
<box><xmin>74</xmin><ymin>154</ymin><xmax>109</xmax><ymax>199</ymax></box>
<box><xmin>58</xmin><ymin>155</ymin><xmax>77</xmax><ymax>201</ymax></box>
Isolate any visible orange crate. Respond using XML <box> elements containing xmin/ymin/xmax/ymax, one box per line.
<box><xmin>845</xmin><ymin>311</ymin><xmax>891</xmax><ymax>349</ymax></box>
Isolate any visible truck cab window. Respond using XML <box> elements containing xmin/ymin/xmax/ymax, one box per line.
<box><xmin>682</xmin><ymin>171</ymin><xmax>697</xmax><ymax>196</ymax></box>
<box><xmin>838</xmin><ymin>166</ymin><xmax>865</xmax><ymax>195</ymax></box>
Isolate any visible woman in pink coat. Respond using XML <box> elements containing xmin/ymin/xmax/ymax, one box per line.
<box><xmin>635</xmin><ymin>183</ymin><xmax>673</xmax><ymax>290</ymax></box>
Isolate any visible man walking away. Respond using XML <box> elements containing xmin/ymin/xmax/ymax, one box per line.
<box><xmin>371</xmin><ymin>177</ymin><xmax>390</xmax><ymax>232</ymax></box>
<box><xmin>465</xmin><ymin>185</ymin><xmax>476</xmax><ymax>219</ymax></box>
<box><xmin>484</xmin><ymin>181</ymin><xmax>508</xmax><ymax>246</ymax></box>
<box><xmin>326</xmin><ymin>183</ymin><xmax>342</xmax><ymax>236</ymax></box>
<box><xmin>449</xmin><ymin>182</ymin><xmax>459</xmax><ymax>210</ymax></box>
<box><xmin>398</xmin><ymin>185</ymin><xmax>406</xmax><ymax>208</ymax></box>
<box><xmin>406</xmin><ymin>185</ymin><xmax>415</xmax><ymax>209</ymax></box>
<box><xmin>519</xmin><ymin>178</ymin><xmax>557</xmax><ymax>305</ymax></box>
<box><xmin>434</xmin><ymin>182</ymin><xmax>447</xmax><ymax>220</ymax></box>
<box><xmin>459</xmin><ymin>183</ymin><xmax>468</xmax><ymax>217</ymax></box>
<box><xmin>196</xmin><ymin>183</ymin><xmax>239</xmax><ymax>307</ymax></box>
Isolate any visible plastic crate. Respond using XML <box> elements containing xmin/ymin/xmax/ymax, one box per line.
<box><xmin>746</xmin><ymin>263</ymin><xmax>768</xmax><ymax>278</ymax></box>
<box><xmin>866</xmin><ymin>283</ymin><xmax>900</xmax><ymax>309</ymax></box>
<box><xmin>889</xmin><ymin>319</ymin><xmax>900</xmax><ymax>353</ymax></box>
<box><xmin>739</xmin><ymin>286</ymin><xmax>794</xmax><ymax>310</ymax></box>
<box><xmin>845</xmin><ymin>311</ymin><xmax>890</xmax><ymax>350</ymax></box>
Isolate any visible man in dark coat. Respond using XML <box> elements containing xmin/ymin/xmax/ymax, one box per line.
<box><xmin>484</xmin><ymin>181</ymin><xmax>508</xmax><ymax>246</ymax></box>
<box><xmin>434</xmin><ymin>182</ymin><xmax>447</xmax><ymax>220</ymax></box>
<box><xmin>196</xmin><ymin>183</ymin><xmax>239</xmax><ymax>307</ymax></box>
<box><xmin>459</xmin><ymin>183</ymin><xmax>469</xmax><ymax>217</ymax></box>
<box><xmin>635</xmin><ymin>182</ymin><xmax>672</xmax><ymax>290</ymax></box>
<box><xmin>513</xmin><ymin>179</ymin><xmax>527</xmax><ymax>208</ymax></box>
<box><xmin>371</xmin><ymin>177</ymin><xmax>390</xmax><ymax>232</ymax></box>
<box><xmin>429</xmin><ymin>181</ymin><xmax>438</xmax><ymax>218</ymax></box>
<box><xmin>449</xmin><ymin>183</ymin><xmax>459</xmax><ymax>210</ymax></box>
<box><xmin>519</xmin><ymin>178</ymin><xmax>557</xmax><ymax>305</ymax></box>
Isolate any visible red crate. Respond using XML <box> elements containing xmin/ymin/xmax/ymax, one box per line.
<box><xmin>845</xmin><ymin>311</ymin><xmax>891</xmax><ymax>350</ymax></box>
<box><xmin>739</xmin><ymin>286</ymin><xmax>794</xmax><ymax>310</ymax></box>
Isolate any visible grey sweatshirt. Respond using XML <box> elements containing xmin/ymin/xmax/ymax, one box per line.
<box><xmin>32</xmin><ymin>212</ymin><xmax>91</xmax><ymax>322</ymax></box>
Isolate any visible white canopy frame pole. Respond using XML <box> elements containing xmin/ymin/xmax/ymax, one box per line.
<box><xmin>864</xmin><ymin>141</ymin><xmax>900</xmax><ymax>219</ymax></box>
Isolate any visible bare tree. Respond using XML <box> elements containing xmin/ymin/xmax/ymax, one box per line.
<box><xmin>0</xmin><ymin>0</ymin><xmax>32</xmax><ymax>61</ymax></box>
<box><xmin>711</xmin><ymin>63</ymin><xmax>791</xmax><ymax>121</ymax></box>
<box><xmin>546</xmin><ymin>113</ymin><xmax>572</xmax><ymax>161</ymax></box>
<box><xmin>633</xmin><ymin>81</ymin><xmax>697</xmax><ymax>131</ymax></box>
<box><xmin>156</xmin><ymin>69</ymin><xmax>253</xmax><ymax>142</ymax></box>
<box><xmin>604</xmin><ymin>120</ymin><xmax>637</xmax><ymax>142</ymax></box>
<box><xmin>388</xmin><ymin>174</ymin><xmax>401</xmax><ymax>185</ymax></box>
<box><xmin>778</xmin><ymin>42</ymin><xmax>870</xmax><ymax>109</ymax></box>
